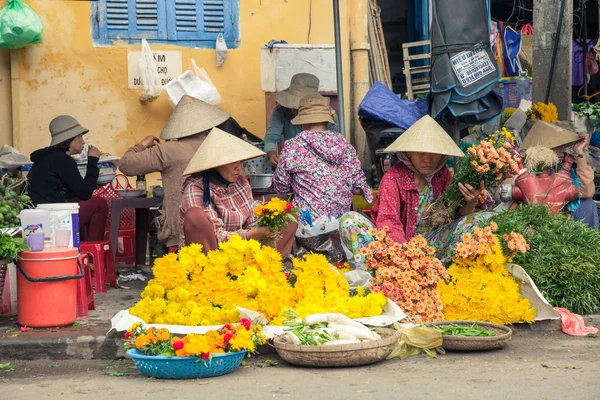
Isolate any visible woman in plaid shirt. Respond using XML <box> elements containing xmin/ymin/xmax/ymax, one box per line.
<box><xmin>179</xmin><ymin>128</ymin><xmax>296</xmax><ymax>255</ymax></box>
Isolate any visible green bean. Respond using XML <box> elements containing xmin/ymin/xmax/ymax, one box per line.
<box><xmin>433</xmin><ymin>324</ymin><xmax>496</xmax><ymax>337</ymax></box>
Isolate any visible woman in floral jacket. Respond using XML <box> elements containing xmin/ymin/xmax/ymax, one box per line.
<box><xmin>270</xmin><ymin>93</ymin><xmax>372</xmax><ymax>219</ymax></box>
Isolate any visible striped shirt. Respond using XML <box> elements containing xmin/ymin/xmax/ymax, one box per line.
<box><xmin>179</xmin><ymin>175</ymin><xmax>256</xmax><ymax>246</ymax></box>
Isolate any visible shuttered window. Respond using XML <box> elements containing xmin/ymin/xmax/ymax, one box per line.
<box><xmin>93</xmin><ymin>0</ymin><xmax>238</xmax><ymax>47</ymax></box>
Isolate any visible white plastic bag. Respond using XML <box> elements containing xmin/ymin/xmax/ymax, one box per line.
<box><xmin>216</xmin><ymin>33</ymin><xmax>228</xmax><ymax>67</ymax></box>
<box><xmin>138</xmin><ymin>39</ymin><xmax>162</xmax><ymax>102</ymax></box>
<box><xmin>0</xmin><ymin>145</ymin><xmax>29</xmax><ymax>169</ymax></box>
<box><xmin>189</xmin><ymin>58</ymin><xmax>222</xmax><ymax>105</ymax></box>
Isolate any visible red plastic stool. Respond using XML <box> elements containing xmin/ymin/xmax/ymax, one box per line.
<box><xmin>104</xmin><ymin>228</ymin><xmax>135</xmax><ymax>265</ymax></box>
<box><xmin>76</xmin><ymin>254</ymin><xmax>95</xmax><ymax>318</ymax></box>
<box><xmin>80</xmin><ymin>241</ymin><xmax>117</xmax><ymax>294</ymax></box>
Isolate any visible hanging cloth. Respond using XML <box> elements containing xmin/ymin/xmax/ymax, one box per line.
<box><xmin>503</xmin><ymin>26</ymin><xmax>522</xmax><ymax>77</ymax></box>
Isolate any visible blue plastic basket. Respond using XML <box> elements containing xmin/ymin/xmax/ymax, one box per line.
<box><xmin>126</xmin><ymin>349</ymin><xmax>247</xmax><ymax>379</ymax></box>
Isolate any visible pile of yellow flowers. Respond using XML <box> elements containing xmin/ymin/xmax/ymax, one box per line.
<box><xmin>130</xmin><ymin>236</ymin><xmax>387</xmax><ymax>326</ymax></box>
<box><xmin>438</xmin><ymin>223</ymin><xmax>536</xmax><ymax>325</ymax></box>
<box><xmin>528</xmin><ymin>102</ymin><xmax>558</xmax><ymax>123</ymax></box>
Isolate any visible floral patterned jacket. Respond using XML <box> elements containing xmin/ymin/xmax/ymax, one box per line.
<box><xmin>270</xmin><ymin>130</ymin><xmax>373</xmax><ymax>219</ymax></box>
<box><xmin>371</xmin><ymin>162</ymin><xmax>451</xmax><ymax>243</ymax></box>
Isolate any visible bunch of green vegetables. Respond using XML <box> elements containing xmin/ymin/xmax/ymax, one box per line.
<box><xmin>489</xmin><ymin>204</ymin><xmax>600</xmax><ymax>315</ymax></box>
<box><xmin>433</xmin><ymin>323</ymin><xmax>496</xmax><ymax>337</ymax></box>
<box><xmin>0</xmin><ymin>233</ymin><xmax>28</xmax><ymax>262</ymax></box>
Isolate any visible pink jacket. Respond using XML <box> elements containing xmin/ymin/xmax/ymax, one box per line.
<box><xmin>371</xmin><ymin>163</ymin><xmax>451</xmax><ymax>243</ymax></box>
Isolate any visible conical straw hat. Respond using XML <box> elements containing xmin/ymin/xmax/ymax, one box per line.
<box><xmin>521</xmin><ymin>121</ymin><xmax>580</xmax><ymax>150</ymax></box>
<box><xmin>183</xmin><ymin>128</ymin><xmax>265</xmax><ymax>175</ymax></box>
<box><xmin>160</xmin><ymin>95</ymin><xmax>230</xmax><ymax>140</ymax></box>
<box><xmin>384</xmin><ymin>115</ymin><xmax>464</xmax><ymax>157</ymax></box>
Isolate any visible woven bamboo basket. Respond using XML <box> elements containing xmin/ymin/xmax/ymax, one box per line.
<box><xmin>273</xmin><ymin>328</ymin><xmax>399</xmax><ymax>367</ymax></box>
<box><xmin>429</xmin><ymin>321</ymin><xmax>512</xmax><ymax>351</ymax></box>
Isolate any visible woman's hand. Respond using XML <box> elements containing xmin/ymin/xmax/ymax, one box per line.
<box><xmin>267</xmin><ymin>151</ymin><xmax>279</xmax><ymax>168</ymax></box>
<box><xmin>247</xmin><ymin>226</ymin><xmax>278</xmax><ymax>240</ymax></box>
<box><xmin>139</xmin><ymin>135</ymin><xmax>160</xmax><ymax>149</ymax></box>
<box><xmin>87</xmin><ymin>146</ymin><xmax>101</xmax><ymax>158</ymax></box>
<box><xmin>574</xmin><ymin>133</ymin><xmax>590</xmax><ymax>156</ymax></box>
<box><xmin>458</xmin><ymin>181</ymin><xmax>484</xmax><ymax>216</ymax></box>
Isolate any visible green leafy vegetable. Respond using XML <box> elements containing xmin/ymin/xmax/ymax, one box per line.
<box><xmin>0</xmin><ymin>234</ymin><xmax>28</xmax><ymax>262</ymax></box>
<box><xmin>489</xmin><ymin>205</ymin><xmax>600</xmax><ymax>314</ymax></box>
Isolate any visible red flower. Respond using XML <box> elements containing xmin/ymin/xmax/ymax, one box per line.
<box><xmin>202</xmin><ymin>352</ymin><xmax>210</xmax><ymax>360</ymax></box>
<box><xmin>172</xmin><ymin>340</ymin><xmax>185</xmax><ymax>351</ymax></box>
<box><xmin>284</xmin><ymin>203</ymin><xmax>293</xmax><ymax>213</ymax></box>
<box><xmin>223</xmin><ymin>332</ymin><xmax>234</xmax><ymax>343</ymax></box>
<box><xmin>20</xmin><ymin>326</ymin><xmax>29</xmax><ymax>333</ymax></box>
<box><xmin>222</xmin><ymin>324</ymin><xmax>232</xmax><ymax>331</ymax></box>
<box><xmin>124</xmin><ymin>331</ymin><xmax>133</xmax><ymax>340</ymax></box>
<box><xmin>240</xmin><ymin>318</ymin><xmax>251</xmax><ymax>331</ymax></box>
<box><xmin>285</xmin><ymin>273</ymin><xmax>290</xmax><ymax>281</ymax></box>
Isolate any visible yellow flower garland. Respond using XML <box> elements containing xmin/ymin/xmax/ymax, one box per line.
<box><xmin>130</xmin><ymin>236</ymin><xmax>386</xmax><ymax>326</ymax></box>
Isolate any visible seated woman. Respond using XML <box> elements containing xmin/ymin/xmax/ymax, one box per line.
<box><xmin>270</xmin><ymin>93</ymin><xmax>372</xmax><ymax>218</ymax></box>
<box><xmin>520</xmin><ymin>121</ymin><xmax>598</xmax><ymax>228</ymax></box>
<box><xmin>28</xmin><ymin>115</ymin><xmax>108</xmax><ymax>241</ymax></box>
<box><xmin>180</xmin><ymin>128</ymin><xmax>296</xmax><ymax>255</ymax></box>
<box><xmin>264</xmin><ymin>73</ymin><xmax>339</xmax><ymax>168</ymax></box>
<box><xmin>340</xmin><ymin>115</ymin><xmax>485</xmax><ymax>268</ymax></box>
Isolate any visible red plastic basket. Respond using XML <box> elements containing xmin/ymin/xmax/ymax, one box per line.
<box><xmin>93</xmin><ymin>175</ymin><xmax>135</xmax><ymax>229</ymax></box>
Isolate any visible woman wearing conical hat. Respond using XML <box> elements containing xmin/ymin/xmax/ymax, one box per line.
<box><xmin>179</xmin><ymin>128</ymin><xmax>296</xmax><ymax>255</ymax></box>
<box><xmin>118</xmin><ymin>95</ymin><xmax>260</xmax><ymax>252</ymax></box>
<box><xmin>339</xmin><ymin>115</ymin><xmax>487</xmax><ymax>269</ymax></box>
<box><xmin>519</xmin><ymin>121</ymin><xmax>597</xmax><ymax>228</ymax></box>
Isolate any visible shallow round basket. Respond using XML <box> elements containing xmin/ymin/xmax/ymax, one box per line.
<box><xmin>116</xmin><ymin>189</ymin><xmax>144</xmax><ymax>198</ymax></box>
<box><xmin>273</xmin><ymin>328</ymin><xmax>399</xmax><ymax>368</ymax></box>
<box><xmin>428</xmin><ymin>320</ymin><xmax>512</xmax><ymax>351</ymax></box>
<box><xmin>126</xmin><ymin>349</ymin><xmax>247</xmax><ymax>379</ymax></box>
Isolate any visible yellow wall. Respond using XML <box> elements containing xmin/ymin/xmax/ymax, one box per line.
<box><xmin>0</xmin><ymin>48</ymin><xmax>11</xmax><ymax>147</ymax></box>
<box><xmin>10</xmin><ymin>0</ymin><xmax>351</xmax><ymax>177</ymax></box>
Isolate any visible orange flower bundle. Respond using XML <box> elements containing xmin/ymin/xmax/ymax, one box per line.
<box><xmin>364</xmin><ymin>228</ymin><xmax>449</xmax><ymax>323</ymax></box>
<box><xmin>422</xmin><ymin>128</ymin><xmax>522</xmax><ymax>228</ymax></box>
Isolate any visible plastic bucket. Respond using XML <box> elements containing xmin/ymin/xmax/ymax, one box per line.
<box><xmin>16</xmin><ymin>248</ymin><xmax>84</xmax><ymax>328</ymax></box>
<box><xmin>37</xmin><ymin>203</ymin><xmax>80</xmax><ymax>249</ymax></box>
<box><xmin>19</xmin><ymin>209</ymin><xmax>50</xmax><ymax>240</ymax></box>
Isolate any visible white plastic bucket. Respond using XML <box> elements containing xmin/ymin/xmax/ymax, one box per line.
<box><xmin>36</xmin><ymin>203</ymin><xmax>80</xmax><ymax>249</ymax></box>
<box><xmin>19</xmin><ymin>209</ymin><xmax>50</xmax><ymax>240</ymax></box>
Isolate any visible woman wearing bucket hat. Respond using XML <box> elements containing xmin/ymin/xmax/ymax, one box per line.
<box><xmin>28</xmin><ymin>115</ymin><xmax>109</xmax><ymax>241</ymax></box>
<box><xmin>519</xmin><ymin>121</ymin><xmax>597</xmax><ymax>228</ymax></box>
<box><xmin>271</xmin><ymin>93</ymin><xmax>372</xmax><ymax>219</ymax></box>
<box><xmin>339</xmin><ymin>115</ymin><xmax>488</xmax><ymax>268</ymax></box>
<box><xmin>179</xmin><ymin>128</ymin><xmax>297</xmax><ymax>255</ymax></box>
<box><xmin>118</xmin><ymin>95</ymin><xmax>258</xmax><ymax>252</ymax></box>
<box><xmin>264</xmin><ymin>73</ymin><xmax>339</xmax><ymax>168</ymax></box>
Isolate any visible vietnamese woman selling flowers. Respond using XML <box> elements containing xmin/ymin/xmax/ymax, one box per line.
<box><xmin>340</xmin><ymin>115</ymin><xmax>489</xmax><ymax>268</ymax></box>
<box><xmin>179</xmin><ymin>128</ymin><xmax>297</xmax><ymax>255</ymax></box>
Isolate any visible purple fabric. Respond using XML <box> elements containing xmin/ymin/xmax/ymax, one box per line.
<box><xmin>573</xmin><ymin>40</ymin><xmax>594</xmax><ymax>87</ymax></box>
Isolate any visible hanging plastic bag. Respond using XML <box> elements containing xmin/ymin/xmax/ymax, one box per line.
<box><xmin>216</xmin><ymin>33</ymin><xmax>228</xmax><ymax>67</ymax></box>
<box><xmin>295</xmin><ymin>212</ymin><xmax>346</xmax><ymax>263</ymax></box>
<box><xmin>189</xmin><ymin>58</ymin><xmax>222</xmax><ymax>105</ymax></box>
<box><xmin>138</xmin><ymin>39</ymin><xmax>162</xmax><ymax>102</ymax></box>
<box><xmin>0</xmin><ymin>0</ymin><xmax>43</xmax><ymax>50</ymax></box>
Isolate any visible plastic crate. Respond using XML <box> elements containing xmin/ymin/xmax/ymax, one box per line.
<box><xmin>500</xmin><ymin>78</ymin><xmax>532</xmax><ymax>109</ymax></box>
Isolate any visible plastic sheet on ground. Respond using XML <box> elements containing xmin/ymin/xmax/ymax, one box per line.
<box><xmin>506</xmin><ymin>264</ymin><xmax>560</xmax><ymax>321</ymax></box>
<box><xmin>109</xmin><ymin>299</ymin><xmax>407</xmax><ymax>338</ymax></box>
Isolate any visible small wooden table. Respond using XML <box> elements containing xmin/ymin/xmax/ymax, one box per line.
<box><xmin>108</xmin><ymin>197</ymin><xmax>163</xmax><ymax>270</ymax></box>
